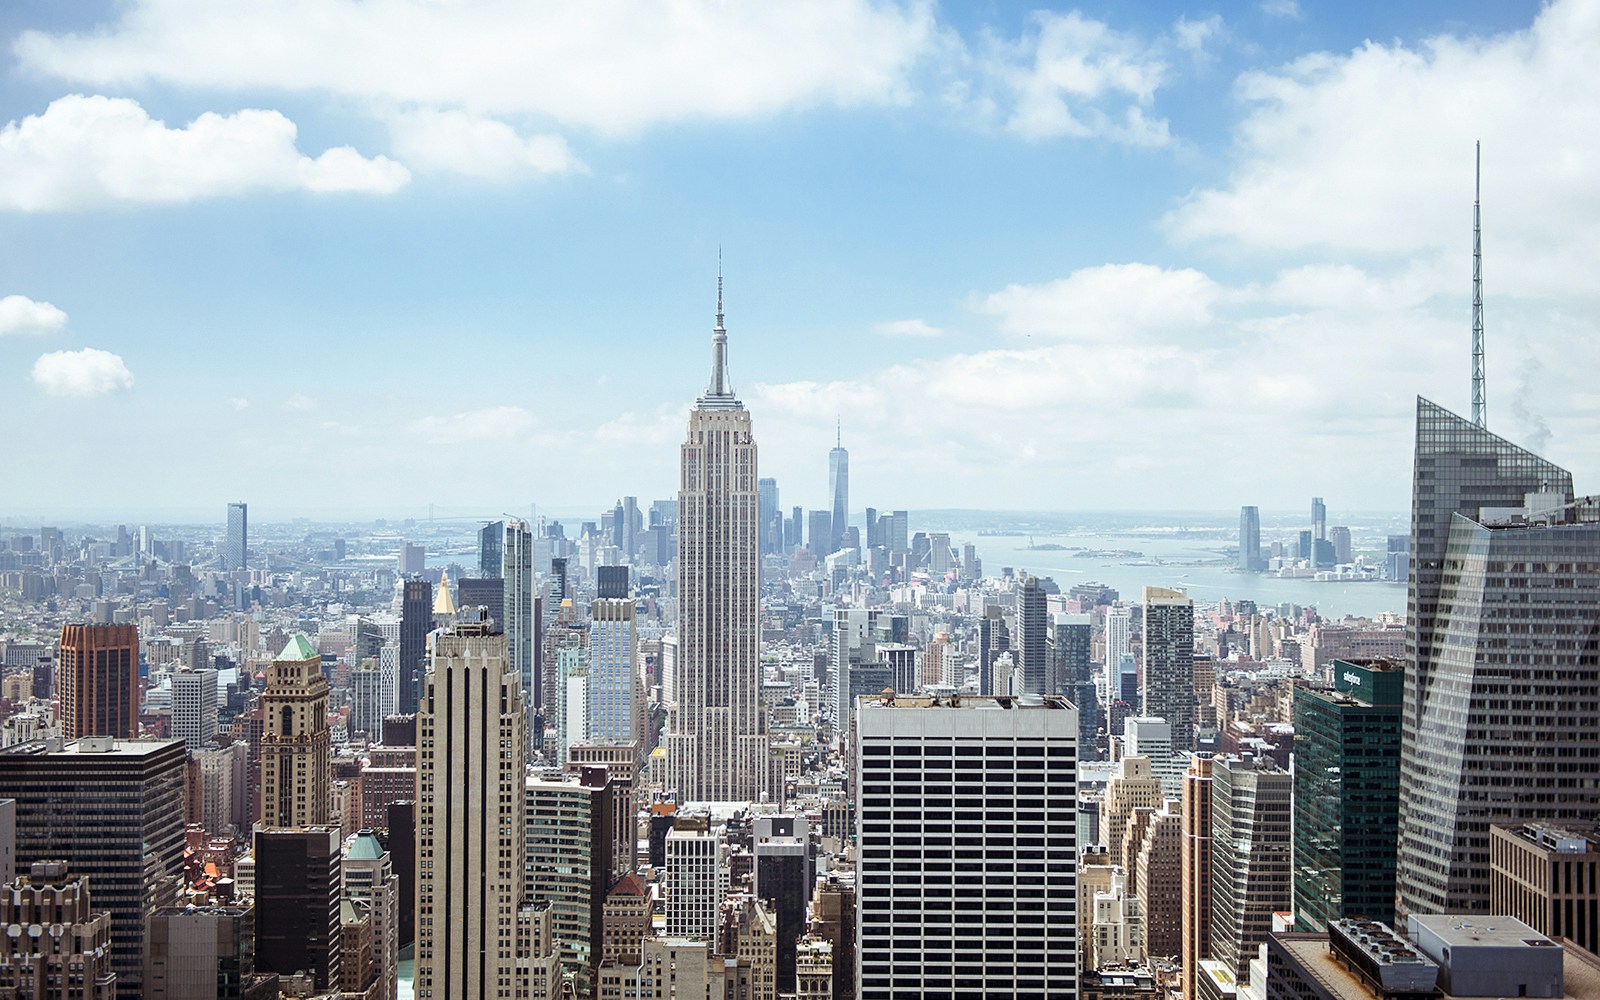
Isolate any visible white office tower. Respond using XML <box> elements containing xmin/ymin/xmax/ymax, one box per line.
<box><xmin>666</xmin><ymin>815</ymin><xmax>727</xmax><ymax>940</ymax></box>
<box><xmin>350</xmin><ymin>659</ymin><xmax>385</xmax><ymax>738</ymax></box>
<box><xmin>1104</xmin><ymin>605</ymin><xmax>1131</xmax><ymax>704</ymax></box>
<box><xmin>415</xmin><ymin>620</ymin><xmax>530</xmax><ymax>1000</ymax></box>
<box><xmin>171</xmin><ymin>667</ymin><xmax>218</xmax><ymax>750</ymax></box>
<box><xmin>665</xmin><ymin>281</ymin><xmax>765</xmax><ymax>803</ymax></box>
<box><xmin>855</xmin><ymin>693</ymin><xmax>1078</xmax><ymax>999</ymax></box>
<box><xmin>1122</xmin><ymin>716</ymin><xmax>1184</xmax><ymax>799</ymax></box>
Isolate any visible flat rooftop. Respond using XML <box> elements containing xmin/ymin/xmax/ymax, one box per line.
<box><xmin>858</xmin><ymin>693</ymin><xmax>1071</xmax><ymax>710</ymax></box>
<box><xmin>1277</xmin><ymin>934</ymin><xmax>1600</xmax><ymax>1000</ymax></box>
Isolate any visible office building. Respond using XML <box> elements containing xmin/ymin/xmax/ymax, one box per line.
<box><xmin>1491</xmin><ymin>823</ymin><xmax>1600</xmax><ymax>958</ymax></box>
<box><xmin>0</xmin><ymin>737</ymin><xmax>187</xmax><ymax>1000</ymax></box>
<box><xmin>1135</xmin><ymin>805</ymin><xmax>1182</xmax><ymax>960</ymax></box>
<box><xmin>759</xmin><ymin>477</ymin><xmax>782</xmax><ymax>556</ymax></box>
<box><xmin>1292</xmin><ymin>659</ymin><xmax>1402</xmax><ymax>931</ymax></box>
<box><xmin>343</xmin><ymin>830</ymin><xmax>399</xmax><ymax>1000</ymax></box>
<box><xmin>589</xmin><ymin>594</ymin><xmax>643</xmax><ymax>748</ymax></box>
<box><xmin>503</xmin><ymin>519</ymin><xmax>537</xmax><ymax>712</ymax></box>
<box><xmin>1329</xmin><ymin>525</ymin><xmax>1352</xmax><ymax>565</ymax></box>
<box><xmin>254</xmin><ymin>826</ymin><xmax>341</xmax><ymax>991</ymax></box>
<box><xmin>225</xmin><ymin>502</ymin><xmax>247</xmax><ymax>571</ymax></box>
<box><xmin>171</xmin><ymin>667</ymin><xmax>219</xmax><ymax>751</ymax></box>
<box><xmin>478</xmin><ymin>519</ymin><xmax>504</xmax><ymax>578</ymax></box>
<box><xmin>1104</xmin><ymin>604</ymin><xmax>1131</xmax><ymax>706</ymax></box>
<box><xmin>58</xmin><ymin>623</ymin><xmax>139</xmax><ymax>740</ymax></box>
<box><xmin>147</xmin><ymin>903</ymin><xmax>272</xmax><ymax>1000</ymax></box>
<box><xmin>666</xmin><ymin>815</ymin><xmax>726</xmax><ymax>941</ymax></box>
<box><xmin>855</xmin><ymin>693</ymin><xmax>1078</xmax><ymax>999</ymax></box>
<box><xmin>1398</xmin><ymin>398</ymin><xmax>1600</xmax><ymax>917</ymax></box>
<box><xmin>830</xmin><ymin>608</ymin><xmax>893</xmax><ymax>738</ymax></box>
<box><xmin>398</xmin><ymin>578</ymin><xmax>432</xmax><ymax>715</ymax></box>
<box><xmin>259</xmin><ymin>635</ymin><xmax>330</xmax><ymax>829</ymax></box>
<box><xmin>1238</xmin><ymin>506</ymin><xmax>1262</xmax><ymax>572</ymax></box>
<box><xmin>1102</xmin><ymin>755</ymin><xmax>1163</xmax><ymax>874</ymax></box>
<box><xmin>1141</xmin><ymin>587</ymin><xmax>1195</xmax><ymax>753</ymax></box>
<box><xmin>1210</xmin><ymin>754</ymin><xmax>1292</xmax><ymax>982</ymax></box>
<box><xmin>664</xmin><ymin>285</ymin><xmax>766</xmax><ymax>803</ymax></box>
<box><xmin>1181</xmin><ymin>755</ymin><xmax>1214</xmax><ymax>1000</ymax></box>
<box><xmin>1016</xmin><ymin>575</ymin><xmax>1049</xmax><ymax>695</ymax></box>
<box><xmin>526</xmin><ymin>769</ymin><xmax>616</xmax><ymax>987</ymax></box>
<box><xmin>415</xmin><ymin>620</ymin><xmax>530</xmax><ymax>999</ymax></box>
<box><xmin>754</xmin><ymin>814</ymin><xmax>812</xmax><ymax>994</ymax></box>
<box><xmin>829</xmin><ymin>428</ymin><xmax>848</xmax><ymax>553</ymax></box>
<box><xmin>808</xmin><ymin>510</ymin><xmax>833</xmax><ymax>559</ymax></box>
<box><xmin>0</xmin><ymin>861</ymin><xmax>115</xmax><ymax>1000</ymax></box>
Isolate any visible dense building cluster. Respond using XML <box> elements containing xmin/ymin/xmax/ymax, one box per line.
<box><xmin>0</xmin><ymin>301</ymin><xmax>1597</xmax><ymax>1000</ymax></box>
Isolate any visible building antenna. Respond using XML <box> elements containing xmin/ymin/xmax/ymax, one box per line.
<box><xmin>1472</xmin><ymin>140</ymin><xmax>1486</xmax><ymax>428</ymax></box>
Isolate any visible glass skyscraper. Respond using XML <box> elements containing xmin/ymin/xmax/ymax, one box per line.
<box><xmin>828</xmin><ymin>428</ymin><xmax>848</xmax><ymax>553</ymax></box>
<box><xmin>1292</xmin><ymin>657</ymin><xmax>1402</xmax><ymax>930</ymax></box>
<box><xmin>1397</xmin><ymin>397</ymin><xmax>1600</xmax><ymax>916</ymax></box>
<box><xmin>1238</xmin><ymin>505</ymin><xmax>1262</xmax><ymax>571</ymax></box>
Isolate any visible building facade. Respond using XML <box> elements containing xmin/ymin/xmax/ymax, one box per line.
<box><xmin>58</xmin><ymin>623</ymin><xmax>139</xmax><ymax>741</ymax></box>
<box><xmin>1141</xmin><ymin>587</ymin><xmax>1195</xmax><ymax>753</ymax></box>
<box><xmin>259</xmin><ymin>634</ymin><xmax>331</xmax><ymax>829</ymax></box>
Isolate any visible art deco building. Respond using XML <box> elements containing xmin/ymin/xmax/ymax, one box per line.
<box><xmin>664</xmin><ymin>283</ymin><xmax>765</xmax><ymax>803</ymax></box>
<box><xmin>0</xmin><ymin>861</ymin><xmax>115</xmax><ymax>1000</ymax></box>
<box><xmin>415</xmin><ymin>618</ymin><xmax>529</xmax><ymax>1000</ymax></box>
<box><xmin>259</xmin><ymin>634</ymin><xmax>331</xmax><ymax>829</ymax></box>
<box><xmin>1397</xmin><ymin>398</ymin><xmax>1600</xmax><ymax>916</ymax></box>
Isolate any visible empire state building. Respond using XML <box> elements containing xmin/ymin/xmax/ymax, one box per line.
<box><xmin>665</xmin><ymin>279</ymin><xmax>765</xmax><ymax>803</ymax></box>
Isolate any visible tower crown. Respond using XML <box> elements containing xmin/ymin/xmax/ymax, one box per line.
<box><xmin>697</xmin><ymin>264</ymin><xmax>743</xmax><ymax>410</ymax></box>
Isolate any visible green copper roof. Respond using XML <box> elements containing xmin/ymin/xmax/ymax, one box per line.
<box><xmin>346</xmin><ymin>830</ymin><xmax>385</xmax><ymax>860</ymax></box>
<box><xmin>277</xmin><ymin>633</ymin><xmax>318</xmax><ymax>661</ymax></box>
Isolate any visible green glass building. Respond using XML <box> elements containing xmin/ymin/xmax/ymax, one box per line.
<box><xmin>1292</xmin><ymin>658</ymin><xmax>1403</xmax><ymax>931</ymax></box>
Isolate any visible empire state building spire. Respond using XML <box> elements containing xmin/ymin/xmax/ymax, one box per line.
<box><xmin>698</xmin><ymin>262</ymin><xmax>742</xmax><ymax>410</ymax></box>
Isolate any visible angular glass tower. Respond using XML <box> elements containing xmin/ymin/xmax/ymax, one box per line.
<box><xmin>1397</xmin><ymin>397</ymin><xmax>1600</xmax><ymax>916</ymax></box>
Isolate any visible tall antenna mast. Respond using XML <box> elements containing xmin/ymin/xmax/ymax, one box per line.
<box><xmin>1471</xmin><ymin>140</ymin><xmax>1486</xmax><ymax>428</ymax></box>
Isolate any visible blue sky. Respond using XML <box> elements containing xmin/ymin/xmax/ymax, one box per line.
<box><xmin>1</xmin><ymin>0</ymin><xmax>1594</xmax><ymax>520</ymax></box>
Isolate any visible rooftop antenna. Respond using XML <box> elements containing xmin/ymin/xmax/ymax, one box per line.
<box><xmin>1472</xmin><ymin>140</ymin><xmax>1486</xmax><ymax>428</ymax></box>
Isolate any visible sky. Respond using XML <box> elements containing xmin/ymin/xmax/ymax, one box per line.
<box><xmin>1</xmin><ymin>0</ymin><xmax>1595</xmax><ymax>521</ymax></box>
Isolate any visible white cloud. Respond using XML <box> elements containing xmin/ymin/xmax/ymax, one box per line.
<box><xmin>0</xmin><ymin>294</ymin><xmax>68</xmax><ymax>335</ymax></box>
<box><xmin>872</xmin><ymin>318</ymin><xmax>943</xmax><ymax>338</ymax></box>
<box><xmin>228</xmin><ymin>397</ymin><xmax>249</xmax><ymax>410</ymax></box>
<box><xmin>1164</xmin><ymin>0</ymin><xmax>1600</xmax><ymax>302</ymax></box>
<box><xmin>978</xmin><ymin>263</ymin><xmax>1219</xmax><ymax>342</ymax></box>
<box><xmin>387</xmin><ymin>109</ymin><xmax>587</xmax><ymax>179</ymax></box>
<box><xmin>30</xmin><ymin>347</ymin><xmax>133</xmax><ymax>396</ymax></box>
<box><xmin>15</xmin><ymin>1</ymin><xmax>940</xmax><ymax>137</ymax></box>
<box><xmin>281</xmin><ymin>394</ymin><xmax>315</xmax><ymax>412</ymax></box>
<box><xmin>0</xmin><ymin>95</ymin><xmax>409</xmax><ymax>211</ymax></box>
<box><xmin>1173</xmin><ymin>15</ymin><xmax>1223</xmax><ymax>61</ymax></box>
<box><xmin>1259</xmin><ymin>0</ymin><xmax>1302</xmax><ymax>20</ymax></box>
<box><xmin>408</xmin><ymin>405</ymin><xmax>536</xmax><ymax>443</ymax></box>
<box><xmin>982</xmin><ymin>11</ymin><xmax>1170</xmax><ymax>145</ymax></box>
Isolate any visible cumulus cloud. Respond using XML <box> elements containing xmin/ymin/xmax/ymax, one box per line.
<box><xmin>0</xmin><ymin>295</ymin><xmax>68</xmax><ymax>335</ymax></box>
<box><xmin>0</xmin><ymin>95</ymin><xmax>409</xmax><ymax>211</ymax></box>
<box><xmin>15</xmin><ymin>1</ymin><xmax>940</xmax><ymax>137</ymax></box>
<box><xmin>408</xmin><ymin>405</ymin><xmax>536</xmax><ymax>443</ymax></box>
<box><xmin>872</xmin><ymin>318</ymin><xmax>944</xmax><ymax>338</ymax></box>
<box><xmin>30</xmin><ymin>347</ymin><xmax>134</xmax><ymax>396</ymax></box>
<box><xmin>978</xmin><ymin>11</ymin><xmax>1170</xmax><ymax>145</ymax></box>
<box><xmin>387</xmin><ymin>109</ymin><xmax>587</xmax><ymax>179</ymax></box>
<box><xmin>1164</xmin><ymin>0</ymin><xmax>1600</xmax><ymax>303</ymax></box>
<box><xmin>978</xmin><ymin>263</ymin><xmax>1219</xmax><ymax>342</ymax></box>
<box><xmin>1259</xmin><ymin>0</ymin><xmax>1302</xmax><ymax>20</ymax></box>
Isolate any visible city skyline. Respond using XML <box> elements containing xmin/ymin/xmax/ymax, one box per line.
<box><xmin>1</xmin><ymin>1</ymin><xmax>1595</xmax><ymax>514</ymax></box>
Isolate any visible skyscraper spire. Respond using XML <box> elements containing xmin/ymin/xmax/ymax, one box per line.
<box><xmin>700</xmin><ymin>255</ymin><xmax>740</xmax><ymax>408</ymax></box>
<box><xmin>837</xmin><ymin>415</ymin><xmax>841</xmax><ymax>449</ymax></box>
<box><xmin>1472</xmin><ymin>140</ymin><xmax>1486</xmax><ymax>428</ymax></box>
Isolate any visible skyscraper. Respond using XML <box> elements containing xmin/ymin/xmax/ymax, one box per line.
<box><xmin>1015</xmin><ymin>575</ymin><xmax>1049</xmax><ymax>695</ymax></box>
<box><xmin>1180</xmin><ymin>755</ymin><xmax>1213</xmax><ymax>1000</ymax></box>
<box><xmin>1103</xmin><ymin>604</ymin><xmax>1131</xmax><ymax>706</ymax></box>
<box><xmin>828</xmin><ymin>425</ymin><xmax>848</xmax><ymax>553</ymax></box>
<box><xmin>588</xmin><ymin>592</ymin><xmax>643</xmax><ymax>748</ymax></box>
<box><xmin>758</xmin><ymin>477</ymin><xmax>781</xmax><ymax>556</ymax></box>
<box><xmin>854</xmin><ymin>693</ymin><xmax>1078</xmax><ymax>998</ymax></box>
<box><xmin>0</xmin><ymin>738</ymin><xmax>188</xmax><ymax>1000</ymax></box>
<box><xmin>171</xmin><ymin>667</ymin><xmax>219</xmax><ymax>751</ymax></box>
<box><xmin>254</xmin><ymin>826</ymin><xmax>342</xmax><ymax>991</ymax></box>
<box><xmin>478</xmin><ymin>519</ymin><xmax>504</xmax><ymax>578</ymax></box>
<box><xmin>1237</xmin><ymin>505</ymin><xmax>1262</xmax><ymax>572</ymax></box>
<box><xmin>415</xmin><ymin>619</ymin><xmax>530</xmax><ymax>998</ymax></box>
<box><xmin>503</xmin><ymin>519</ymin><xmax>536</xmax><ymax>710</ymax></box>
<box><xmin>259</xmin><ymin>634</ymin><xmax>331</xmax><ymax>829</ymax></box>
<box><xmin>1397</xmin><ymin>397</ymin><xmax>1600</xmax><ymax>917</ymax></box>
<box><xmin>225</xmin><ymin>501</ymin><xmax>247</xmax><ymax>571</ymax></box>
<box><xmin>1141</xmin><ymin>587</ymin><xmax>1195</xmax><ymax>753</ymax></box>
<box><xmin>664</xmin><ymin>281</ymin><xmax>765</xmax><ymax>803</ymax></box>
<box><xmin>1209</xmin><ymin>754</ymin><xmax>1292</xmax><ymax>982</ymax></box>
<box><xmin>398</xmin><ymin>578</ymin><xmax>432</xmax><ymax>715</ymax></box>
<box><xmin>1293</xmin><ymin>658</ymin><xmax>1402</xmax><ymax>931</ymax></box>
<box><xmin>58</xmin><ymin>622</ymin><xmax>139</xmax><ymax>740</ymax></box>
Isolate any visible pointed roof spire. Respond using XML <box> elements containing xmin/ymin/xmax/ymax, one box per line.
<box><xmin>697</xmin><ymin>251</ymin><xmax>742</xmax><ymax>409</ymax></box>
<box><xmin>837</xmin><ymin>415</ymin><xmax>842</xmax><ymax>449</ymax></box>
<box><xmin>433</xmin><ymin>568</ymin><xmax>456</xmax><ymax>616</ymax></box>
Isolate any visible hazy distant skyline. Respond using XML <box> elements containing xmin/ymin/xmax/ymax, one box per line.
<box><xmin>2</xmin><ymin>1</ymin><xmax>1594</xmax><ymax>514</ymax></box>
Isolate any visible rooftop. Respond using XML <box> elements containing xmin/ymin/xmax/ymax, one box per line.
<box><xmin>857</xmin><ymin>693</ymin><xmax>1072</xmax><ymax>711</ymax></box>
<box><xmin>277</xmin><ymin>633</ymin><xmax>318</xmax><ymax>661</ymax></box>
<box><xmin>1276</xmin><ymin>932</ymin><xmax>1600</xmax><ymax>1000</ymax></box>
